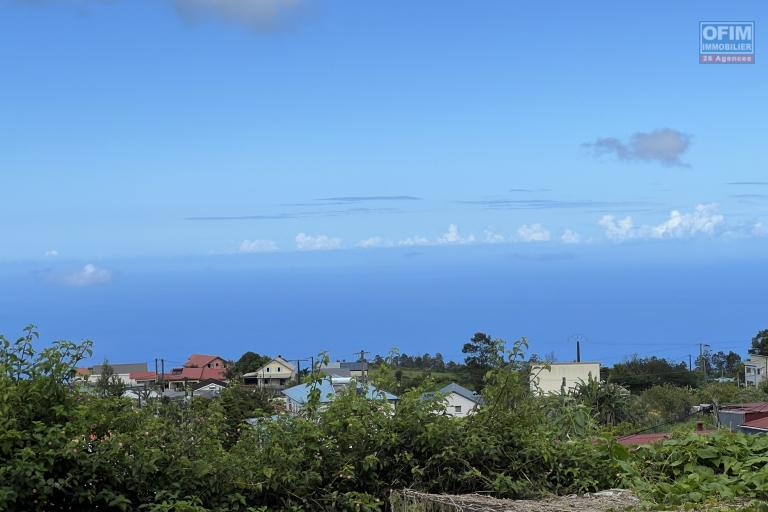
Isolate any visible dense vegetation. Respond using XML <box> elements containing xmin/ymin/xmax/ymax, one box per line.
<box><xmin>3</xmin><ymin>326</ymin><xmax>768</xmax><ymax>511</ymax></box>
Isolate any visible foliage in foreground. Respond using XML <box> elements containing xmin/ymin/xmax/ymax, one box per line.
<box><xmin>2</xmin><ymin>326</ymin><xmax>768</xmax><ymax>511</ymax></box>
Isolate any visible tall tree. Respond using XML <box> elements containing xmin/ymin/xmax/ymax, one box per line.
<box><xmin>94</xmin><ymin>360</ymin><xmax>126</xmax><ymax>398</ymax></box>
<box><xmin>750</xmin><ymin>329</ymin><xmax>768</xmax><ymax>356</ymax></box>
<box><xmin>607</xmin><ymin>355</ymin><xmax>698</xmax><ymax>392</ymax></box>
<box><xmin>462</xmin><ymin>332</ymin><xmax>504</xmax><ymax>369</ymax></box>
<box><xmin>462</xmin><ymin>332</ymin><xmax>505</xmax><ymax>390</ymax></box>
<box><xmin>227</xmin><ymin>351</ymin><xmax>271</xmax><ymax>379</ymax></box>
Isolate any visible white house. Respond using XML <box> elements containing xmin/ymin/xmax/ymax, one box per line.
<box><xmin>79</xmin><ymin>363</ymin><xmax>149</xmax><ymax>387</ymax></box>
<box><xmin>529</xmin><ymin>362</ymin><xmax>601</xmax><ymax>395</ymax></box>
<box><xmin>745</xmin><ymin>354</ymin><xmax>768</xmax><ymax>387</ymax></box>
<box><xmin>423</xmin><ymin>383</ymin><xmax>484</xmax><ymax>417</ymax></box>
<box><xmin>243</xmin><ymin>356</ymin><xmax>296</xmax><ymax>389</ymax></box>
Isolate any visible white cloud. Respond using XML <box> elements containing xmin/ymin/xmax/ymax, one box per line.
<box><xmin>436</xmin><ymin>224</ymin><xmax>475</xmax><ymax>245</ymax></box>
<box><xmin>483</xmin><ymin>229</ymin><xmax>505</xmax><ymax>244</ymax></box>
<box><xmin>295</xmin><ymin>233</ymin><xmax>342</xmax><ymax>251</ymax></box>
<box><xmin>517</xmin><ymin>223</ymin><xmax>551</xmax><ymax>242</ymax></box>
<box><xmin>45</xmin><ymin>249</ymin><xmax>59</xmax><ymax>257</ymax></box>
<box><xmin>397</xmin><ymin>235</ymin><xmax>430</xmax><ymax>247</ymax></box>
<box><xmin>753</xmin><ymin>222</ymin><xmax>768</xmax><ymax>237</ymax></box>
<box><xmin>356</xmin><ymin>236</ymin><xmax>393</xmax><ymax>248</ymax></box>
<box><xmin>561</xmin><ymin>229</ymin><xmax>581</xmax><ymax>244</ymax></box>
<box><xmin>599</xmin><ymin>203</ymin><xmax>725</xmax><ymax>241</ymax></box>
<box><xmin>64</xmin><ymin>264</ymin><xmax>112</xmax><ymax>287</ymax></box>
<box><xmin>173</xmin><ymin>0</ymin><xmax>302</xmax><ymax>30</ymax></box>
<box><xmin>239</xmin><ymin>239</ymin><xmax>278</xmax><ymax>253</ymax></box>
<box><xmin>599</xmin><ymin>215</ymin><xmax>638</xmax><ymax>241</ymax></box>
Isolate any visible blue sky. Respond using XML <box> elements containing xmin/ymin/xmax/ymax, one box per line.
<box><xmin>1</xmin><ymin>0</ymin><xmax>766</xmax><ymax>365</ymax></box>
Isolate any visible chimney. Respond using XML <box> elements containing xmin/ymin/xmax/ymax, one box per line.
<box><xmin>696</xmin><ymin>421</ymin><xmax>704</xmax><ymax>432</ymax></box>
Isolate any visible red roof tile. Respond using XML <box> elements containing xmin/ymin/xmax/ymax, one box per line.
<box><xmin>163</xmin><ymin>366</ymin><xmax>227</xmax><ymax>381</ymax></box>
<box><xmin>184</xmin><ymin>354</ymin><xmax>225</xmax><ymax>368</ymax></box>
<box><xmin>130</xmin><ymin>371</ymin><xmax>158</xmax><ymax>381</ymax></box>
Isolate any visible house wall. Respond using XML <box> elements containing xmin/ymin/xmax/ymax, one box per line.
<box><xmin>205</xmin><ymin>358</ymin><xmax>227</xmax><ymax>369</ymax></box>
<box><xmin>718</xmin><ymin>410</ymin><xmax>746</xmax><ymax>431</ymax></box>
<box><xmin>745</xmin><ymin>355</ymin><xmax>768</xmax><ymax>387</ymax></box>
<box><xmin>442</xmin><ymin>392</ymin><xmax>479</xmax><ymax>417</ymax></box>
<box><xmin>253</xmin><ymin>359</ymin><xmax>295</xmax><ymax>388</ymax></box>
<box><xmin>530</xmin><ymin>363</ymin><xmax>601</xmax><ymax>395</ymax></box>
<box><xmin>87</xmin><ymin>373</ymin><xmax>137</xmax><ymax>386</ymax></box>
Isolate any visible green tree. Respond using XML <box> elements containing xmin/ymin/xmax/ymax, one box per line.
<box><xmin>640</xmin><ymin>384</ymin><xmax>695</xmax><ymax>425</ymax></box>
<box><xmin>94</xmin><ymin>360</ymin><xmax>126</xmax><ymax>398</ymax></box>
<box><xmin>572</xmin><ymin>376</ymin><xmax>636</xmax><ymax>427</ymax></box>
<box><xmin>607</xmin><ymin>355</ymin><xmax>698</xmax><ymax>392</ymax></box>
<box><xmin>749</xmin><ymin>329</ymin><xmax>768</xmax><ymax>355</ymax></box>
<box><xmin>226</xmin><ymin>351</ymin><xmax>271</xmax><ymax>379</ymax></box>
<box><xmin>462</xmin><ymin>332</ymin><xmax>505</xmax><ymax>390</ymax></box>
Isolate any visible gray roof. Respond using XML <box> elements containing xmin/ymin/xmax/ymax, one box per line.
<box><xmin>339</xmin><ymin>361</ymin><xmax>366</xmax><ymax>371</ymax></box>
<box><xmin>91</xmin><ymin>363</ymin><xmax>147</xmax><ymax>375</ymax></box>
<box><xmin>192</xmin><ymin>379</ymin><xmax>228</xmax><ymax>391</ymax></box>
<box><xmin>423</xmin><ymin>383</ymin><xmax>485</xmax><ymax>405</ymax></box>
<box><xmin>323</xmin><ymin>368</ymin><xmax>351</xmax><ymax>378</ymax></box>
<box><xmin>282</xmin><ymin>380</ymin><xmax>397</xmax><ymax>405</ymax></box>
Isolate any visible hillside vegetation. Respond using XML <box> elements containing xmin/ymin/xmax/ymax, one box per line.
<box><xmin>3</xmin><ymin>326</ymin><xmax>768</xmax><ymax>511</ymax></box>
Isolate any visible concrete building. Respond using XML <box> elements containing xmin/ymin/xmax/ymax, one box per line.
<box><xmin>744</xmin><ymin>354</ymin><xmax>768</xmax><ymax>388</ymax></box>
<box><xmin>529</xmin><ymin>362</ymin><xmax>601</xmax><ymax>395</ymax></box>
<box><xmin>422</xmin><ymin>383</ymin><xmax>484</xmax><ymax>417</ymax></box>
<box><xmin>319</xmin><ymin>360</ymin><xmax>368</xmax><ymax>380</ymax></box>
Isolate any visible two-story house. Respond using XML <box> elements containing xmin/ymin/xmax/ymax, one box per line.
<box><xmin>744</xmin><ymin>354</ymin><xmax>768</xmax><ymax>388</ymax></box>
<box><xmin>243</xmin><ymin>356</ymin><xmax>295</xmax><ymax>388</ymax></box>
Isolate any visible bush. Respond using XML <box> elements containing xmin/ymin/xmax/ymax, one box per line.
<box><xmin>1</xmin><ymin>326</ymin><xmax>765</xmax><ymax>511</ymax></box>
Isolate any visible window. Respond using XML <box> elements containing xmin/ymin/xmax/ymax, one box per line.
<box><xmin>277</xmin><ymin>367</ymin><xmax>281</xmax><ymax>372</ymax></box>
<box><xmin>454</xmin><ymin>405</ymin><xmax>462</xmax><ymax>413</ymax></box>
<box><xmin>266</xmin><ymin>367</ymin><xmax>270</xmax><ymax>373</ymax></box>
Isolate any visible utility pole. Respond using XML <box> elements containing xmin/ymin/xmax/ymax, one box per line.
<box><xmin>358</xmin><ymin>349</ymin><xmax>369</xmax><ymax>382</ymax></box>
<box><xmin>160</xmin><ymin>359</ymin><xmax>165</xmax><ymax>390</ymax></box>
<box><xmin>576</xmin><ymin>340</ymin><xmax>581</xmax><ymax>363</ymax></box>
<box><xmin>699</xmin><ymin>343</ymin><xmax>710</xmax><ymax>383</ymax></box>
<box><xmin>688</xmin><ymin>354</ymin><xmax>692</xmax><ymax>372</ymax></box>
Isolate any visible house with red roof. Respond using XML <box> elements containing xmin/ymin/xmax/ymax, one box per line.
<box><xmin>184</xmin><ymin>354</ymin><xmax>228</xmax><ymax>370</ymax></box>
<box><xmin>127</xmin><ymin>354</ymin><xmax>229</xmax><ymax>391</ymax></box>
<box><xmin>719</xmin><ymin>402</ymin><xmax>768</xmax><ymax>434</ymax></box>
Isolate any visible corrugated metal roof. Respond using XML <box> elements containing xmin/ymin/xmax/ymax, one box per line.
<box><xmin>282</xmin><ymin>380</ymin><xmax>397</xmax><ymax>405</ymax></box>
<box><xmin>742</xmin><ymin>416</ymin><xmax>768</xmax><ymax>430</ymax></box>
<box><xmin>438</xmin><ymin>383</ymin><xmax>485</xmax><ymax>404</ymax></box>
<box><xmin>722</xmin><ymin>402</ymin><xmax>768</xmax><ymax>413</ymax></box>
